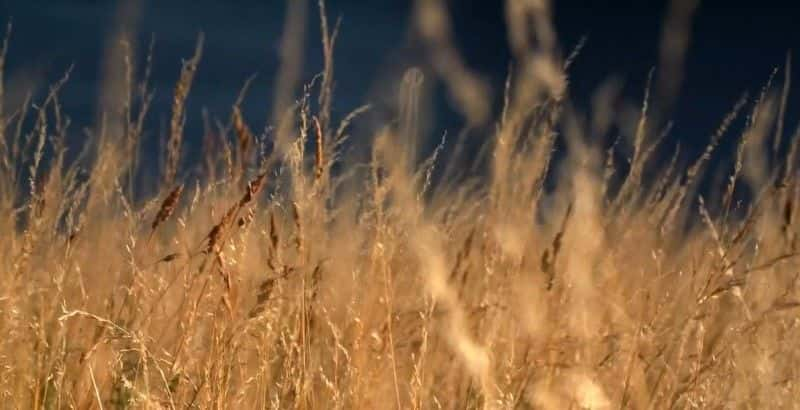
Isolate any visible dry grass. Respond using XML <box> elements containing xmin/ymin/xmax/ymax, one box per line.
<box><xmin>1</xmin><ymin>1</ymin><xmax>799</xmax><ymax>409</ymax></box>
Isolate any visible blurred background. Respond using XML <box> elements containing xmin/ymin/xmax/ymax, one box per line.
<box><xmin>0</xmin><ymin>0</ymin><xmax>798</xmax><ymax>172</ymax></box>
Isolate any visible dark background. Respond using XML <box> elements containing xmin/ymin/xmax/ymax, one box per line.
<box><xmin>1</xmin><ymin>0</ymin><xmax>798</xmax><ymax>175</ymax></box>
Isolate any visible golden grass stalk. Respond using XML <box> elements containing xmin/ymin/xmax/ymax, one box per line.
<box><xmin>165</xmin><ymin>34</ymin><xmax>204</xmax><ymax>187</ymax></box>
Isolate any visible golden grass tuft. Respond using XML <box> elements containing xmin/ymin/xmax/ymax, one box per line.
<box><xmin>0</xmin><ymin>1</ymin><xmax>799</xmax><ymax>409</ymax></box>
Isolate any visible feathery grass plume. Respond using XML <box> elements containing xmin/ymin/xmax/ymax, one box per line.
<box><xmin>721</xmin><ymin>72</ymin><xmax>779</xmax><ymax>222</ymax></box>
<box><xmin>149</xmin><ymin>183</ymin><xmax>184</xmax><ymax>241</ymax></box>
<box><xmin>269</xmin><ymin>209</ymin><xmax>280</xmax><ymax>251</ymax></box>
<box><xmin>202</xmin><ymin>172</ymin><xmax>266</xmax><ymax>256</ymax></box>
<box><xmin>291</xmin><ymin>200</ymin><xmax>303</xmax><ymax>254</ymax></box>
<box><xmin>3</xmin><ymin>0</ymin><xmax>800</xmax><ymax>408</ymax></box>
<box><xmin>165</xmin><ymin>33</ymin><xmax>204</xmax><ymax>187</ymax></box>
<box><xmin>313</xmin><ymin>116</ymin><xmax>324</xmax><ymax>183</ymax></box>
<box><xmin>240</xmin><ymin>171</ymin><xmax>267</xmax><ymax>206</ymax></box>
<box><xmin>232</xmin><ymin>107</ymin><xmax>253</xmax><ymax>164</ymax></box>
<box><xmin>540</xmin><ymin>202</ymin><xmax>572</xmax><ymax>290</ymax></box>
<box><xmin>248</xmin><ymin>276</ymin><xmax>277</xmax><ymax>319</ymax></box>
<box><xmin>215</xmin><ymin>252</ymin><xmax>236</xmax><ymax>317</ymax></box>
<box><xmin>231</xmin><ymin>74</ymin><xmax>258</xmax><ymax>181</ymax></box>
<box><xmin>237</xmin><ymin>206</ymin><xmax>255</xmax><ymax>228</ymax></box>
<box><xmin>658</xmin><ymin>93</ymin><xmax>749</xmax><ymax>232</ymax></box>
<box><xmin>610</xmin><ymin>68</ymin><xmax>655</xmax><ymax>215</ymax></box>
<box><xmin>133</xmin><ymin>34</ymin><xmax>156</xmax><ymax>142</ymax></box>
<box><xmin>204</xmin><ymin>201</ymin><xmax>239</xmax><ymax>255</ymax></box>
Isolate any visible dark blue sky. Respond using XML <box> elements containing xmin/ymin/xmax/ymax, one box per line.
<box><xmin>1</xmin><ymin>0</ymin><xmax>798</xmax><ymax>167</ymax></box>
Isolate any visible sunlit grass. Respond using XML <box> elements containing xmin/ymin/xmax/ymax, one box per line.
<box><xmin>0</xmin><ymin>1</ymin><xmax>798</xmax><ymax>408</ymax></box>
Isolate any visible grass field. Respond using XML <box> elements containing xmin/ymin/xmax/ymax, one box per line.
<box><xmin>1</xmin><ymin>1</ymin><xmax>799</xmax><ymax>408</ymax></box>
